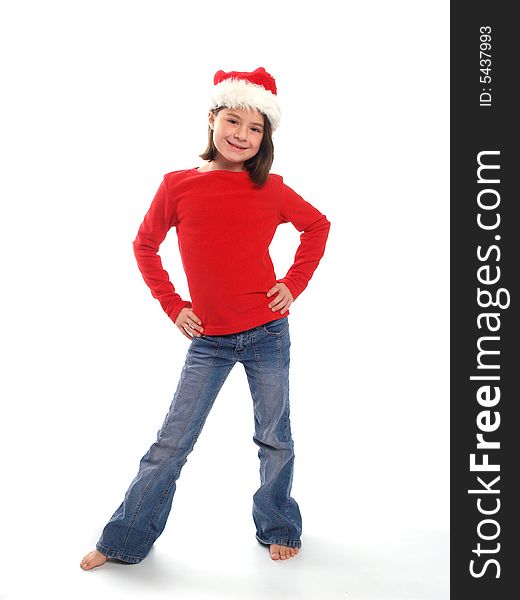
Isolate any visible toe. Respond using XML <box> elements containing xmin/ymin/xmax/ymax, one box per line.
<box><xmin>80</xmin><ymin>550</ymin><xmax>107</xmax><ymax>570</ymax></box>
<box><xmin>80</xmin><ymin>553</ymin><xmax>91</xmax><ymax>568</ymax></box>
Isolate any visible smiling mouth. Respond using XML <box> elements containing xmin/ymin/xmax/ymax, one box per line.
<box><xmin>227</xmin><ymin>140</ymin><xmax>247</xmax><ymax>150</ymax></box>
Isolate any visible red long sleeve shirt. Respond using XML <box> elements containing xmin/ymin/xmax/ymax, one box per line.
<box><xmin>133</xmin><ymin>168</ymin><xmax>331</xmax><ymax>335</ymax></box>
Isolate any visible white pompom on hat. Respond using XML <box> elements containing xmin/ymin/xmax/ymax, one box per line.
<box><xmin>209</xmin><ymin>67</ymin><xmax>281</xmax><ymax>131</ymax></box>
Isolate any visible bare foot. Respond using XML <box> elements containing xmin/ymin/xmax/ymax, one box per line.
<box><xmin>80</xmin><ymin>550</ymin><xmax>108</xmax><ymax>570</ymax></box>
<box><xmin>270</xmin><ymin>544</ymin><xmax>300</xmax><ymax>561</ymax></box>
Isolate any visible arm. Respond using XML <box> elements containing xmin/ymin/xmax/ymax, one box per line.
<box><xmin>276</xmin><ymin>182</ymin><xmax>331</xmax><ymax>300</ymax></box>
<box><xmin>132</xmin><ymin>175</ymin><xmax>192</xmax><ymax>324</ymax></box>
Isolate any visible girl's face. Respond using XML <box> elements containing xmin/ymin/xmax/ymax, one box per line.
<box><xmin>209</xmin><ymin>107</ymin><xmax>265</xmax><ymax>169</ymax></box>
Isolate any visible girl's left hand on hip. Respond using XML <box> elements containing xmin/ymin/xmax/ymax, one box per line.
<box><xmin>266</xmin><ymin>282</ymin><xmax>294</xmax><ymax>315</ymax></box>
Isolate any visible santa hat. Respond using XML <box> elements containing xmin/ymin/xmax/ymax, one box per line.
<box><xmin>209</xmin><ymin>67</ymin><xmax>281</xmax><ymax>131</ymax></box>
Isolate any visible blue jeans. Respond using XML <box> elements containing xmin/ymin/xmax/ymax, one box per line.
<box><xmin>96</xmin><ymin>316</ymin><xmax>302</xmax><ymax>563</ymax></box>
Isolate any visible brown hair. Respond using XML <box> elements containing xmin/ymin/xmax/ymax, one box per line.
<box><xmin>199</xmin><ymin>107</ymin><xmax>274</xmax><ymax>187</ymax></box>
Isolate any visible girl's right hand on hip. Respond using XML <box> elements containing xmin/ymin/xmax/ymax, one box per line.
<box><xmin>175</xmin><ymin>307</ymin><xmax>205</xmax><ymax>340</ymax></box>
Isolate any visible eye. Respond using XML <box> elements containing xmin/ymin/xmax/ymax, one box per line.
<box><xmin>227</xmin><ymin>119</ymin><xmax>238</xmax><ymax>124</ymax></box>
<box><xmin>252</xmin><ymin>127</ymin><xmax>262</xmax><ymax>133</ymax></box>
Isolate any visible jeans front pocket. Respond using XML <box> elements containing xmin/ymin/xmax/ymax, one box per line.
<box><xmin>262</xmin><ymin>316</ymin><xmax>289</xmax><ymax>335</ymax></box>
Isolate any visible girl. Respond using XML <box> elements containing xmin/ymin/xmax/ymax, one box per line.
<box><xmin>80</xmin><ymin>67</ymin><xmax>331</xmax><ymax>570</ymax></box>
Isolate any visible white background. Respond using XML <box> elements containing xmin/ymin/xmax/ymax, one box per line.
<box><xmin>0</xmin><ymin>1</ymin><xmax>449</xmax><ymax>598</ymax></box>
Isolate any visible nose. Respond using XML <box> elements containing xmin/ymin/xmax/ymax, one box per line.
<box><xmin>234</xmin><ymin>124</ymin><xmax>248</xmax><ymax>141</ymax></box>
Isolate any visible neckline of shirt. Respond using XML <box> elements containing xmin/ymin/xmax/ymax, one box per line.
<box><xmin>192</xmin><ymin>167</ymin><xmax>249</xmax><ymax>174</ymax></box>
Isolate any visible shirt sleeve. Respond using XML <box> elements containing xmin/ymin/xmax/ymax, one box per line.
<box><xmin>276</xmin><ymin>181</ymin><xmax>331</xmax><ymax>300</ymax></box>
<box><xmin>132</xmin><ymin>174</ymin><xmax>192</xmax><ymax>324</ymax></box>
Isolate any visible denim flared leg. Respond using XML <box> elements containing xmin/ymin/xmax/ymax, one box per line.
<box><xmin>240</xmin><ymin>317</ymin><xmax>302</xmax><ymax>549</ymax></box>
<box><xmin>95</xmin><ymin>317</ymin><xmax>301</xmax><ymax>563</ymax></box>
<box><xmin>96</xmin><ymin>335</ymin><xmax>236</xmax><ymax>563</ymax></box>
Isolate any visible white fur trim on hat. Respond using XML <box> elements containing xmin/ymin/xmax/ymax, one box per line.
<box><xmin>209</xmin><ymin>78</ymin><xmax>281</xmax><ymax>131</ymax></box>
